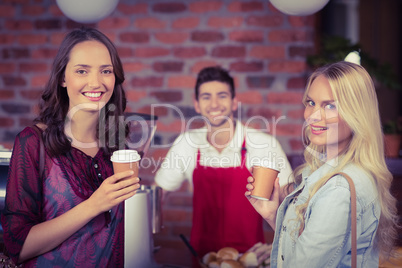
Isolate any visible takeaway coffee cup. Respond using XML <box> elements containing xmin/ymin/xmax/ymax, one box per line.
<box><xmin>251</xmin><ymin>160</ymin><xmax>280</xmax><ymax>201</ymax></box>
<box><xmin>110</xmin><ymin>150</ymin><xmax>141</xmax><ymax>179</ymax></box>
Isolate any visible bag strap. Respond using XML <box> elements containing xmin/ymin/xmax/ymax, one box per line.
<box><xmin>31</xmin><ymin>125</ymin><xmax>45</xmax><ymax>178</ymax></box>
<box><xmin>333</xmin><ymin>172</ymin><xmax>357</xmax><ymax>268</ymax></box>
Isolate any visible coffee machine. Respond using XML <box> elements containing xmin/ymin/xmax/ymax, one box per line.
<box><xmin>123</xmin><ymin>113</ymin><xmax>162</xmax><ymax>268</ymax></box>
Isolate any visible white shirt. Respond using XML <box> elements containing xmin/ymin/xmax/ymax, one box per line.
<box><xmin>155</xmin><ymin>120</ymin><xmax>293</xmax><ymax>191</ymax></box>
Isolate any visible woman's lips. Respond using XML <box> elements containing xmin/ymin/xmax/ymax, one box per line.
<box><xmin>310</xmin><ymin>125</ymin><xmax>328</xmax><ymax>135</ymax></box>
<box><xmin>83</xmin><ymin>92</ymin><xmax>103</xmax><ymax>101</ymax></box>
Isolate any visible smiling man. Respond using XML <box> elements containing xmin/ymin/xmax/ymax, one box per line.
<box><xmin>154</xmin><ymin>66</ymin><xmax>293</xmax><ymax>266</ymax></box>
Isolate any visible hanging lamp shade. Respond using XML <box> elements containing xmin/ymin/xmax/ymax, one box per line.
<box><xmin>56</xmin><ymin>0</ymin><xmax>119</xmax><ymax>23</ymax></box>
<box><xmin>270</xmin><ymin>0</ymin><xmax>330</xmax><ymax>16</ymax></box>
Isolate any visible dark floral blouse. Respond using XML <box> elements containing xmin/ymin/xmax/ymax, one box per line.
<box><xmin>0</xmin><ymin>127</ymin><xmax>124</xmax><ymax>267</ymax></box>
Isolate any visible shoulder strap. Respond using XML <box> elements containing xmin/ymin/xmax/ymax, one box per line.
<box><xmin>31</xmin><ymin>125</ymin><xmax>45</xmax><ymax>179</ymax></box>
<box><xmin>333</xmin><ymin>172</ymin><xmax>357</xmax><ymax>268</ymax></box>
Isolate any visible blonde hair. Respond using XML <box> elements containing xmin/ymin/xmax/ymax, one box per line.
<box><xmin>293</xmin><ymin>61</ymin><xmax>399</xmax><ymax>258</ymax></box>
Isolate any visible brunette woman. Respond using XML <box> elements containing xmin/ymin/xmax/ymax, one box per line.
<box><xmin>1</xmin><ymin>27</ymin><xmax>139</xmax><ymax>267</ymax></box>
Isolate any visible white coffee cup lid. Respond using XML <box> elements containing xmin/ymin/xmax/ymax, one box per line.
<box><xmin>110</xmin><ymin>150</ymin><xmax>141</xmax><ymax>163</ymax></box>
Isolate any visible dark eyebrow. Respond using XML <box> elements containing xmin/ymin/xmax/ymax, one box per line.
<box><xmin>217</xmin><ymin>91</ymin><xmax>230</xmax><ymax>95</ymax></box>
<box><xmin>73</xmin><ymin>64</ymin><xmax>113</xmax><ymax>68</ymax></box>
<box><xmin>199</xmin><ymin>92</ymin><xmax>211</xmax><ymax>97</ymax></box>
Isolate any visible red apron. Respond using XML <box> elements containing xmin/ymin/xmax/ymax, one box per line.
<box><xmin>190</xmin><ymin>138</ymin><xmax>265</xmax><ymax>264</ymax></box>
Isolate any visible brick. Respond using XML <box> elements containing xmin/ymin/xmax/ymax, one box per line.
<box><xmin>208</xmin><ymin>16</ymin><xmax>244</xmax><ymax>28</ymax></box>
<box><xmin>191</xmin><ymin>61</ymin><xmax>219</xmax><ymax>74</ymax></box>
<box><xmin>172</xmin><ymin>106</ymin><xmax>198</xmax><ymax>119</ymax></box>
<box><xmin>150</xmin><ymin>91</ymin><xmax>183</xmax><ymax>102</ymax></box>
<box><xmin>236</xmin><ymin>91</ymin><xmax>263</xmax><ymax>104</ymax></box>
<box><xmin>156</xmin><ymin>119</ymin><xmax>187</xmax><ymax>133</ymax></box>
<box><xmin>50</xmin><ymin>32</ymin><xmax>66</xmax><ymax>45</ymax></box>
<box><xmin>246</xmin><ymin>15</ymin><xmax>283</xmax><ymax>27</ymax></box>
<box><xmin>267</xmin><ymin>92</ymin><xmax>304</xmax><ymax>104</ymax></box>
<box><xmin>2</xmin><ymin>103</ymin><xmax>30</xmax><ymax>114</ymax></box>
<box><xmin>268</xmin><ymin>61</ymin><xmax>307</xmax><ymax>73</ymax></box>
<box><xmin>2</xmin><ymin>0</ymin><xmax>28</xmax><ymax>4</ymax></box>
<box><xmin>287</xmin><ymin>108</ymin><xmax>305</xmax><ymax>119</ymax></box>
<box><xmin>21</xmin><ymin>5</ymin><xmax>45</xmax><ymax>15</ymax></box>
<box><xmin>18</xmin><ymin>34</ymin><xmax>48</xmax><ymax>45</ymax></box>
<box><xmin>31</xmin><ymin>48</ymin><xmax>58</xmax><ymax>59</ymax></box>
<box><xmin>288</xmin><ymin>16</ymin><xmax>316</xmax><ymax>27</ymax></box>
<box><xmin>31</xmin><ymin>75</ymin><xmax>49</xmax><ymax>87</ymax></box>
<box><xmin>246</xmin><ymin>107</ymin><xmax>282</xmax><ymax>119</ymax></box>
<box><xmin>287</xmin><ymin>77</ymin><xmax>306</xmax><ymax>89</ymax></box>
<box><xmin>20</xmin><ymin>90</ymin><xmax>42</xmax><ymax>100</ymax></box>
<box><xmin>49</xmin><ymin>3</ymin><xmax>63</xmax><ymax>16</ymax></box>
<box><xmin>152</xmin><ymin>2</ymin><xmax>186</xmax><ymax>13</ymax></box>
<box><xmin>229</xmin><ymin>30</ymin><xmax>264</xmax><ymax>42</ymax></box>
<box><xmin>98</xmin><ymin>17</ymin><xmax>130</xmax><ymax>29</ymax></box>
<box><xmin>289</xmin><ymin>46</ymin><xmax>315</xmax><ymax>58</ymax></box>
<box><xmin>211</xmin><ymin>46</ymin><xmax>246</xmax><ymax>58</ymax></box>
<box><xmin>2</xmin><ymin>48</ymin><xmax>30</xmax><ymax>59</ymax></box>
<box><xmin>189</xmin><ymin>1</ymin><xmax>222</xmax><ymax>12</ymax></box>
<box><xmin>125</xmin><ymin>90</ymin><xmax>147</xmax><ymax>102</ymax></box>
<box><xmin>0</xmin><ymin>63</ymin><xmax>17</xmax><ymax>73</ymax></box>
<box><xmin>0</xmin><ymin>5</ymin><xmax>15</xmax><ymax>17</ymax></box>
<box><xmin>172</xmin><ymin>17</ymin><xmax>200</xmax><ymax>29</ymax></box>
<box><xmin>66</xmin><ymin>20</ymin><xmax>96</xmax><ymax>30</ymax></box>
<box><xmin>249</xmin><ymin>45</ymin><xmax>285</xmax><ymax>59</ymax></box>
<box><xmin>134</xmin><ymin>47</ymin><xmax>170</xmax><ymax>58</ymax></box>
<box><xmin>134</xmin><ymin>17</ymin><xmax>166</xmax><ymax>29</ymax></box>
<box><xmin>191</xmin><ymin>31</ymin><xmax>224</xmax><ymax>42</ymax></box>
<box><xmin>152</xmin><ymin>61</ymin><xmax>184</xmax><ymax>72</ymax></box>
<box><xmin>230</xmin><ymin>61</ymin><xmax>263</xmax><ymax>72</ymax></box>
<box><xmin>246</xmin><ymin>76</ymin><xmax>275</xmax><ymax>88</ymax></box>
<box><xmin>3</xmin><ymin>76</ymin><xmax>26</xmax><ymax>87</ymax></box>
<box><xmin>275</xmin><ymin>123</ymin><xmax>303</xmax><ymax>137</ymax></box>
<box><xmin>173</xmin><ymin>47</ymin><xmax>206</xmax><ymax>58</ymax></box>
<box><xmin>34</xmin><ymin>19</ymin><xmax>62</xmax><ymax>30</ymax></box>
<box><xmin>131</xmin><ymin>76</ymin><xmax>163</xmax><ymax>87</ymax></box>
<box><xmin>19</xmin><ymin>117</ymin><xmax>35</xmax><ymax>127</ymax></box>
<box><xmin>5</xmin><ymin>20</ymin><xmax>33</xmax><ymax>31</ymax></box>
<box><xmin>117</xmin><ymin>47</ymin><xmax>134</xmax><ymax>58</ymax></box>
<box><xmin>0</xmin><ymin>35</ymin><xmax>15</xmax><ymax>45</ymax></box>
<box><xmin>269</xmin><ymin>30</ymin><xmax>312</xmax><ymax>42</ymax></box>
<box><xmin>137</xmin><ymin>105</ymin><xmax>169</xmax><ymax>117</ymax></box>
<box><xmin>0</xmin><ymin>117</ymin><xmax>14</xmax><ymax>127</ymax></box>
<box><xmin>167</xmin><ymin>75</ymin><xmax>195</xmax><ymax>89</ymax></box>
<box><xmin>120</xmin><ymin>32</ymin><xmax>150</xmax><ymax>43</ymax></box>
<box><xmin>117</xmin><ymin>3</ymin><xmax>148</xmax><ymax>15</ymax></box>
<box><xmin>123</xmin><ymin>62</ymin><xmax>148</xmax><ymax>72</ymax></box>
<box><xmin>148</xmin><ymin>148</ymin><xmax>169</xmax><ymax>165</ymax></box>
<box><xmin>155</xmin><ymin>32</ymin><xmax>189</xmax><ymax>44</ymax></box>
<box><xmin>290</xmin><ymin>138</ymin><xmax>305</xmax><ymax>151</ymax></box>
<box><xmin>228</xmin><ymin>1</ymin><xmax>264</xmax><ymax>12</ymax></box>
<box><xmin>19</xmin><ymin>62</ymin><xmax>48</xmax><ymax>72</ymax></box>
<box><xmin>0</xmin><ymin>89</ymin><xmax>15</xmax><ymax>99</ymax></box>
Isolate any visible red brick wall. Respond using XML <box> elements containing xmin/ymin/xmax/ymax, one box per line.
<box><xmin>0</xmin><ymin>0</ymin><xmax>318</xmax><ymax>266</ymax></box>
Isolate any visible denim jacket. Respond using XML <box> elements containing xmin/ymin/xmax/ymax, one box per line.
<box><xmin>270</xmin><ymin>159</ymin><xmax>380</xmax><ymax>268</ymax></box>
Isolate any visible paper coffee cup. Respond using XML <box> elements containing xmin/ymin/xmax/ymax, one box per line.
<box><xmin>111</xmin><ymin>150</ymin><xmax>141</xmax><ymax>178</ymax></box>
<box><xmin>251</xmin><ymin>160</ymin><xmax>280</xmax><ymax>201</ymax></box>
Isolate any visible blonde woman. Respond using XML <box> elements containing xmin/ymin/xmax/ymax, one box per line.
<box><xmin>246</xmin><ymin>61</ymin><xmax>399</xmax><ymax>267</ymax></box>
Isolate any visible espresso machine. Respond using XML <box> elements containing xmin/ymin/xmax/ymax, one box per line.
<box><xmin>123</xmin><ymin>113</ymin><xmax>162</xmax><ymax>268</ymax></box>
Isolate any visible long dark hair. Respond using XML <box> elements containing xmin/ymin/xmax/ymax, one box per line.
<box><xmin>34</xmin><ymin>27</ymin><xmax>127</xmax><ymax>157</ymax></box>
